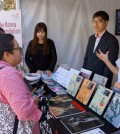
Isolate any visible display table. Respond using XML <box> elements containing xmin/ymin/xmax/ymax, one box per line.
<box><xmin>25</xmin><ymin>78</ymin><xmax>120</xmax><ymax>134</ymax></box>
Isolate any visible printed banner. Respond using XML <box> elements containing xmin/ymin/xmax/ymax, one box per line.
<box><xmin>0</xmin><ymin>10</ymin><xmax>22</xmax><ymax>47</ymax></box>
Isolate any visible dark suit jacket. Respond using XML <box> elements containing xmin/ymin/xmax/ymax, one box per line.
<box><xmin>83</xmin><ymin>31</ymin><xmax>119</xmax><ymax>88</ymax></box>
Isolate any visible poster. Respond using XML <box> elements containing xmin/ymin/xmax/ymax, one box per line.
<box><xmin>0</xmin><ymin>10</ymin><xmax>22</xmax><ymax>47</ymax></box>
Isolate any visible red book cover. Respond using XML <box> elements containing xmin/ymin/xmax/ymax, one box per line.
<box><xmin>72</xmin><ymin>101</ymin><xmax>86</xmax><ymax>112</ymax></box>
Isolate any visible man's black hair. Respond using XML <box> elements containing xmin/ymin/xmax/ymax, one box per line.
<box><xmin>93</xmin><ymin>11</ymin><xmax>109</xmax><ymax>21</ymax></box>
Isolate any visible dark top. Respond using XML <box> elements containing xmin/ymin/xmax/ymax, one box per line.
<box><xmin>83</xmin><ymin>31</ymin><xmax>119</xmax><ymax>88</ymax></box>
<box><xmin>25</xmin><ymin>38</ymin><xmax>57</xmax><ymax>73</ymax></box>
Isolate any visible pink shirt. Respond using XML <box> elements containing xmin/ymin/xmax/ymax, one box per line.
<box><xmin>0</xmin><ymin>61</ymin><xmax>42</xmax><ymax>122</ymax></box>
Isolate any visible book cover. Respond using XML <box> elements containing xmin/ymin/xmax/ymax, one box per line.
<box><xmin>49</xmin><ymin>94</ymin><xmax>72</xmax><ymax>105</ymax></box>
<box><xmin>111</xmin><ymin>130</ymin><xmax>120</xmax><ymax>134</ymax></box>
<box><xmin>79</xmin><ymin>68</ymin><xmax>92</xmax><ymax>79</ymax></box>
<box><xmin>45</xmin><ymin>79</ymin><xmax>66</xmax><ymax>94</ymax></box>
<box><xmin>61</xmin><ymin>68</ymin><xmax>80</xmax><ymax>88</ymax></box>
<box><xmin>60</xmin><ymin>112</ymin><xmax>104</xmax><ymax>134</ymax></box>
<box><xmin>89</xmin><ymin>85</ymin><xmax>113</xmax><ymax>115</ymax></box>
<box><xmin>76</xmin><ymin>79</ymin><xmax>96</xmax><ymax>105</ymax></box>
<box><xmin>111</xmin><ymin>86</ymin><xmax>120</xmax><ymax>94</ymax></box>
<box><xmin>52</xmin><ymin>67</ymin><xmax>69</xmax><ymax>85</ymax></box>
<box><xmin>92</xmin><ymin>74</ymin><xmax>108</xmax><ymax>88</ymax></box>
<box><xmin>49</xmin><ymin>101</ymin><xmax>86</xmax><ymax>119</ymax></box>
<box><xmin>103</xmin><ymin>93</ymin><xmax>120</xmax><ymax>128</ymax></box>
<box><xmin>66</xmin><ymin>74</ymin><xmax>83</xmax><ymax>97</ymax></box>
<box><xmin>81</xmin><ymin>128</ymin><xmax>105</xmax><ymax>134</ymax></box>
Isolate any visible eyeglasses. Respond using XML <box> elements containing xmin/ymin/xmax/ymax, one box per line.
<box><xmin>0</xmin><ymin>46</ymin><xmax>22</xmax><ymax>52</ymax></box>
<box><xmin>91</xmin><ymin>20</ymin><xmax>105</xmax><ymax>24</ymax></box>
<box><xmin>12</xmin><ymin>47</ymin><xmax>22</xmax><ymax>52</ymax></box>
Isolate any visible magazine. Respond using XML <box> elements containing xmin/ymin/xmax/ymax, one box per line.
<box><xmin>60</xmin><ymin>112</ymin><xmax>104</xmax><ymax>134</ymax></box>
<box><xmin>89</xmin><ymin>85</ymin><xmax>113</xmax><ymax>115</ymax></box>
<box><xmin>52</xmin><ymin>66</ymin><xmax>69</xmax><ymax>85</ymax></box>
<box><xmin>111</xmin><ymin>86</ymin><xmax>120</xmax><ymax>94</ymax></box>
<box><xmin>76</xmin><ymin>79</ymin><xmax>96</xmax><ymax>105</ymax></box>
<box><xmin>92</xmin><ymin>74</ymin><xmax>108</xmax><ymax>88</ymax></box>
<box><xmin>44</xmin><ymin>79</ymin><xmax>66</xmax><ymax>95</ymax></box>
<box><xmin>49</xmin><ymin>101</ymin><xmax>86</xmax><ymax>119</ymax></box>
<box><xmin>61</xmin><ymin>68</ymin><xmax>80</xmax><ymax>88</ymax></box>
<box><xmin>103</xmin><ymin>93</ymin><xmax>120</xmax><ymax>128</ymax></box>
<box><xmin>66</xmin><ymin>74</ymin><xmax>83</xmax><ymax>97</ymax></box>
<box><xmin>81</xmin><ymin>128</ymin><xmax>105</xmax><ymax>134</ymax></box>
<box><xmin>49</xmin><ymin>94</ymin><xmax>72</xmax><ymax>105</ymax></box>
<box><xmin>79</xmin><ymin>68</ymin><xmax>92</xmax><ymax>79</ymax></box>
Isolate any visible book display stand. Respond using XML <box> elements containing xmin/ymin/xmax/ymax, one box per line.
<box><xmin>25</xmin><ymin>67</ymin><xmax>120</xmax><ymax>134</ymax></box>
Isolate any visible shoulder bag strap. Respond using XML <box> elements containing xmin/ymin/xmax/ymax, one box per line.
<box><xmin>13</xmin><ymin>116</ymin><xmax>19</xmax><ymax>134</ymax></box>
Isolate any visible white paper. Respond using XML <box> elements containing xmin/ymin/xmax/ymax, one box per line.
<box><xmin>116</xmin><ymin>58</ymin><xmax>120</xmax><ymax>83</ymax></box>
<box><xmin>81</xmin><ymin>128</ymin><xmax>105</xmax><ymax>134</ymax></box>
<box><xmin>61</xmin><ymin>68</ymin><xmax>80</xmax><ymax>88</ymax></box>
<box><xmin>52</xmin><ymin>67</ymin><xmax>69</xmax><ymax>85</ymax></box>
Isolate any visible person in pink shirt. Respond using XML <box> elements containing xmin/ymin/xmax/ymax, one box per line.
<box><xmin>0</xmin><ymin>34</ymin><xmax>42</xmax><ymax>134</ymax></box>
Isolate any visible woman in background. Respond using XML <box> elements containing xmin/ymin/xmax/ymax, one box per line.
<box><xmin>0</xmin><ymin>34</ymin><xmax>42</xmax><ymax>134</ymax></box>
<box><xmin>25</xmin><ymin>22</ymin><xmax>57</xmax><ymax>76</ymax></box>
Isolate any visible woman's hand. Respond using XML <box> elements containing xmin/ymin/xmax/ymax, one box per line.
<box><xmin>36</xmin><ymin>70</ymin><xmax>42</xmax><ymax>74</ymax></box>
<box><xmin>96</xmin><ymin>49</ymin><xmax>109</xmax><ymax>63</ymax></box>
<box><xmin>46</xmin><ymin>70</ymin><xmax>52</xmax><ymax>76</ymax></box>
<box><xmin>31</xmin><ymin>88</ymin><xmax>40</xmax><ymax>104</ymax></box>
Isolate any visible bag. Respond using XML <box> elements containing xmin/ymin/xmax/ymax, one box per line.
<box><xmin>0</xmin><ymin>102</ymin><xmax>35</xmax><ymax>134</ymax></box>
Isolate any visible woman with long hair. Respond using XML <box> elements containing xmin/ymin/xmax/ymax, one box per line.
<box><xmin>25</xmin><ymin>22</ymin><xmax>57</xmax><ymax>76</ymax></box>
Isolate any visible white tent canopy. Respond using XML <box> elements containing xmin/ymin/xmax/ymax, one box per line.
<box><xmin>20</xmin><ymin>0</ymin><xmax>120</xmax><ymax>73</ymax></box>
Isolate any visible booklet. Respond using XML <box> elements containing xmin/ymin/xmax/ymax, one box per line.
<box><xmin>81</xmin><ymin>128</ymin><xmax>105</xmax><ymax>134</ymax></box>
<box><xmin>52</xmin><ymin>67</ymin><xmax>69</xmax><ymax>85</ymax></box>
<box><xmin>103</xmin><ymin>92</ymin><xmax>120</xmax><ymax>128</ymax></box>
<box><xmin>92</xmin><ymin>73</ymin><xmax>108</xmax><ymax>89</ymax></box>
<box><xmin>79</xmin><ymin>68</ymin><xmax>92</xmax><ymax>79</ymax></box>
<box><xmin>66</xmin><ymin>74</ymin><xmax>83</xmax><ymax>97</ymax></box>
<box><xmin>49</xmin><ymin>94</ymin><xmax>72</xmax><ymax>105</ymax></box>
<box><xmin>61</xmin><ymin>68</ymin><xmax>80</xmax><ymax>88</ymax></box>
<box><xmin>49</xmin><ymin>101</ymin><xmax>86</xmax><ymax>119</ymax></box>
<box><xmin>89</xmin><ymin>85</ymin><xmax>113</xmax><ymax>115</ymax></box>
<box><xmin>76</xmin><ymin>79</ymin><xmax>96</xmax><ymax>105</ymax></box>
<box><xmin>60</xmin><ymin>112</ymin><xmax>104</xmax><ymax>134</ymax></box>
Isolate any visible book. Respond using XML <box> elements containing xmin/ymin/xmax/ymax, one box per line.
<box><xmin>60</xmin><ymin>112</ymin><xmax>104</xmax><ymax>134</ymax></box>
<box><xmin>79</xmin><ymin>68</ymin><xmax>92</xmax><ymax>79</ymax></box>
<box><xmin>49</xmin><ymin>101</ymin><xmax>86</xmax><ymax>119</ymax></box>
<box><xmin>103</xmin><ymin>93</ymin><xmax>120</xmax><ymax>128</ymax></box>
<box><xmin>49</xmin><ymin>94</ymin><xmax>73</xmax><ymax>105</ymax></box>
<box><xmin>111</xmin><ymin>86</ymin><xmax>120</xmax><ymax>94</ymax></box>
<box><xmin>89</xmin><ymin>85</ymin><xmax>113</xmax><ymax>115</ymax></box>
<box><xmin>52</xmin><ymin>67</ymin><xmax>69</xmax><ymax>85</ymax></box>
<box><xmin>76</xmin><ymin>79</ymin><xmax>96</xmax><ymax>105</ymax></box>
<box><xmin>111</xmin><ymin>130</ymin><xmax>120</xmax><ymax>134</ymax></box>
<box><xmin>61</xmin><ymin>68</ymin><xmax>80</xmax><ymax>88</ymax></box>
<box><xmin>44</xmin><ymin>79</ymin><xmax>66</xmax><ymax>94</ymax></box>
<box><xmin>92</xmin><ymin>74</ymin><xmax>108</xmax><ymax>88</ymax></box>
<box><xmin>66</xmin><ymin>74</ymin><xmax>83</xmax><ymax>97</ymax></box>
<box><xmin>81</xmin><ymin>128</ymin><xmax>105</xmax><ymax>134</ymax></box>
<box><xmin>41</xmin><ymin>71</ymin><xmax>54</xmax><ymax>80</ymax></box>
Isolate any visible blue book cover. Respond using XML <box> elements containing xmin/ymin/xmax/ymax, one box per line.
<box><xmin>104</xmin><ymin>93</ymin><xmax>120</xmax><ymax>128</ymax></box>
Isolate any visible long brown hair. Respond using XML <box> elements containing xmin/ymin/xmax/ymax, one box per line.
<box><xmin>32</xmin><ymin>22</ymin><xmax>49</xmax><ymax>55</ymax></box>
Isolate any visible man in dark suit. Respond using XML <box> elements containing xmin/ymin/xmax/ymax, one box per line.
<box><xmin>83</xmin><ymin>11</ymin><xmax>119</xmax><ymax>88</ymax></box>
